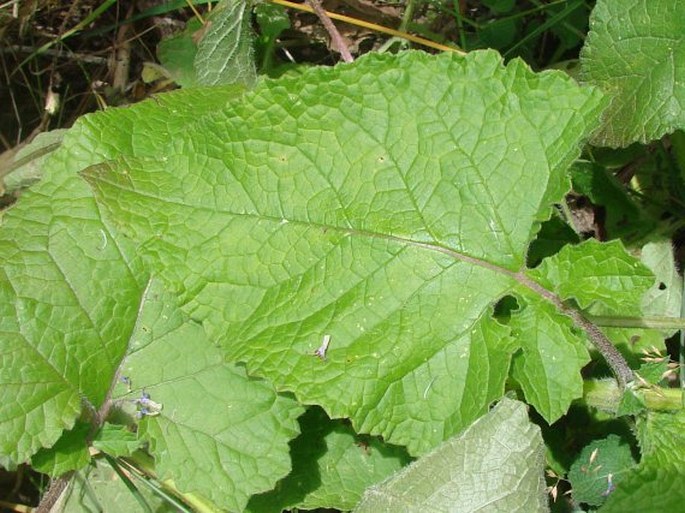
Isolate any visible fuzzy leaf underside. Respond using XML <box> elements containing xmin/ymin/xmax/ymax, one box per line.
<box><xmin>567</xmin><ymin>434</ymin><xmax>636</xmax><ymax>507</ymax></box>
<box><xmin>602</xmin><ymin>410</ymin><xmax>685</xmax><ymax>512</ymax></box>
<box><xmin>195</xmin><ymin>0</ymin><xmax>257</xmax><ymax>86</ymax></box>
<box><xmin>81</xmin><ymin>50</ymin><xmax>620</xmax><ymax>455</ymax></box>
<box><xmin>354</xmin><ymin>398</ymin><xmax>548</xmax><ymax>513</ymax></box>
<box><xmin>0</xmin><ymin>87</ymin><xmax>303</xmax><ymax>510</ymax></box>
<box><xmin>580</xmin><ymin>0</ymin><xmax>685</xmax><ymax>147</ymax></box>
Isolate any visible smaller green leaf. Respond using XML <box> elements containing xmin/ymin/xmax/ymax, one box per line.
<box><xmin>580</xmin><ymin>0</ymin><xmax>685</xmax><ymax>146</ymax></box>
<box><xmin>254</xmin><ymin>3</ymin><xmax>290</xmax><ymax>40</ymax></box>
<box><xmin>639</xmin><ymin>240</ymin><xmax>683</xmax><ymax>323</ymax></box>
<box><xmin>526</xmin><ymin>215</ymin><xmax>579</xmax><ymax>268</ymax></box>
<box><xmin>600</xmin><ymin>410</ymin><xmax>685</xmax><ymax>511</ymax></box>
<box><xmin>635</xmin><ymin>361</ymin><xmax>669</xmax><ymax>386</ymax></box>
<box><xmin>354</xmin><ymin>398</ymin><xmax>548</xmax><ymax>513</ymax></box>
<box><xmin>479</xmin><ymin>18</ymin><xmax>518</xmax><ymax>50</ymax></box>
<box><xmin>195</xmin><ymin>0</ymin><xmax>257</xmax><ymax>86</ymax></box>
<box><xmin>546</xmin><ymin>1</ymin><xmax>589</xmax><ymax>51</ymax></box>
<box><xmin>567</xmin><ymin>434</ymin><xmax>636</xmax><ymax>507</ymax></box>
<box><xmin>247</xmin><ymin>407</ymin><xmax>410</xmax><ymax>513</ymax></box>
<box><xmin>157</xmin><ymin>18</ymin><xmax>203</xmax><ymax>88</ymax></box>
<box><xmin>528</xmin><ymin>239</ymin><xmax>654</xmax><ymax>312</ymax></box>
<box><xmin>92</xmin><ymin>424</ymin><xmax>141</xmax><ymax>458</ymax></box>
<box><xmin>31</xmin><ymin>423</ymin><xmax>92</xmax><ymax>476</ymax></box>
<box><xmin>569</xmin><ymin>160</ymin><xmax>657</xmax><ymax>242</ymax></box>
<box><xmin>616</xmin><ymin>387</ymin><xmax>646</xmax><ymax>416</ymax></box>
<box><xmin>482</xmin><ymin>0</ymin><xmax>515</xmax><ymax>14</ymax></box>
<box><xmin>510</xmin><ymin>298</ymin><xmax>590</xmax><ymax>423</ymax></box>
<box><xmin>636</xmin><ymin>409</ymin><xmax>685</xmax><ymax>466</ymax></box>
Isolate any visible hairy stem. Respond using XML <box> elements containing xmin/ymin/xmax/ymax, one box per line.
<box><xmin>516</xmin><ymin>271</ymin><xmax>634</xmax><ymax>389</ymax></box>
<box><xmin>35</xmin><ymin>472</ymin><xmax>74</xmax><ymax>513</ymax></box>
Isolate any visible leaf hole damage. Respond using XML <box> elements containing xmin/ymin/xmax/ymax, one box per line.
<box><xmin>492</xmin><ymin>295</ymin><xmax>520</xmax><ymax>323</ymax></box>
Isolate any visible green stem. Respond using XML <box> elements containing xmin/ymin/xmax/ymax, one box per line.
<box><xmin>104</xmin><ymin>455</ymin><xmax>153</xmax><ymax>513</ymax></box>
<box><xmin>588</xmin><ymin>315</ymin><xmax>685</xmax><ymax>330</ymax></box>
<box><xmin>583</xmin><ymin>379</ymin><xmax>683</xmax><ymax>413</ymax></box>
<box><xmin>399</xmin><ymin>0</ymin><xmax>418</xmax><ymax>33</ymax></box>
<box><xmin>123</xmin><ymin>452</ymin><xmax>222</xmax><ymax>513</ymax></box>
<box><xmin>452</xmin><ymin>3</ymin><xmax>468</xmax><ymax>52</ymax></box>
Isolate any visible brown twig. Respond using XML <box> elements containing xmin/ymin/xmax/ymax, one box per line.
<box><xmin>305</xmin><ymin>0</ymin><xmax>354</xmax><ymax>63</ymax></box>
<box><xmin>111</xmin><ymin>3</ymin><xmax>135</xmax><ymax>93</ymax></box>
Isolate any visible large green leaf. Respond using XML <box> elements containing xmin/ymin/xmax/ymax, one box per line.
<box><xmin>580</xmin><ymin>0</ymin><xmax>685</xmax><ymax>147</ymax></box>
<box><xmin>354</xmin><ymin>398</ymin><xmax>548</xmax><ymax>513</ymax></box>
<box><xmin>79</xmin><ymin>50</ymin><xmax>629</xmax><ymax>455</ymax></box>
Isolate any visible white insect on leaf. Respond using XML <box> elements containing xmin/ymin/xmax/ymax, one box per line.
<box><xmin>314</xmin><ymin>334</ymin><xmax>331</xmax><ymax>360</ymax></box>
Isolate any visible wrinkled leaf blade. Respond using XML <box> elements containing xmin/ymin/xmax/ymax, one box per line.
<box><xmin>0</xmin><ymin>179</ymin><xmax>145</xmax><ymax>466</ymax></box>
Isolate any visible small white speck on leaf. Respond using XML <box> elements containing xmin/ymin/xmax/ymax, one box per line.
<box><xmin>98</xmin><ymin>229</ymin><xmax>107</xmax><ymax>250</ymax></box>
<box><xmin>314</xmin><ymin>334</ymin><xmax>331</xmax><ymax>360</ymax></box>
<box><xmin>423</xmin><ymin>377</ymin><xmax>437</xmax><ymax>399</ymax></box>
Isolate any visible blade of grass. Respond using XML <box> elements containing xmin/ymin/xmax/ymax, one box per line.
<box><xmin>73</xmin><ymin>466</ymin><xmax>105</xmax><ymax>512</ymax></box>
<box><xmin>270</xmin><ymin>0</ymin><xmax>464</xmax><ymax>54</ymax></box>
<box><xmin>13</xmin><ymin>0</ymin><xmax>117</xmax><ymax>73</ymax></box>
<box><xmin>103</xmin><ymin>455</ymin><xmax>153</xmax><ymax>513</ymax></box>
<box><xmin>503</xmin><ymin>0</ymin><xmax>583</xmax><ymax>58</ymax></box>
<box><xmin>118</xmin><ymin>454</ymin><xmax>218</xmax><ymax>513</ymax></box>
<box><xmin>451</xmin><ymin>0</ymin><xmax>468</xmax><ymax>52</ymax></box>
<box><xmin>588</xmin><ymin>316</ymin><xmax>685</xmax><ymax>330</ymax></box>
